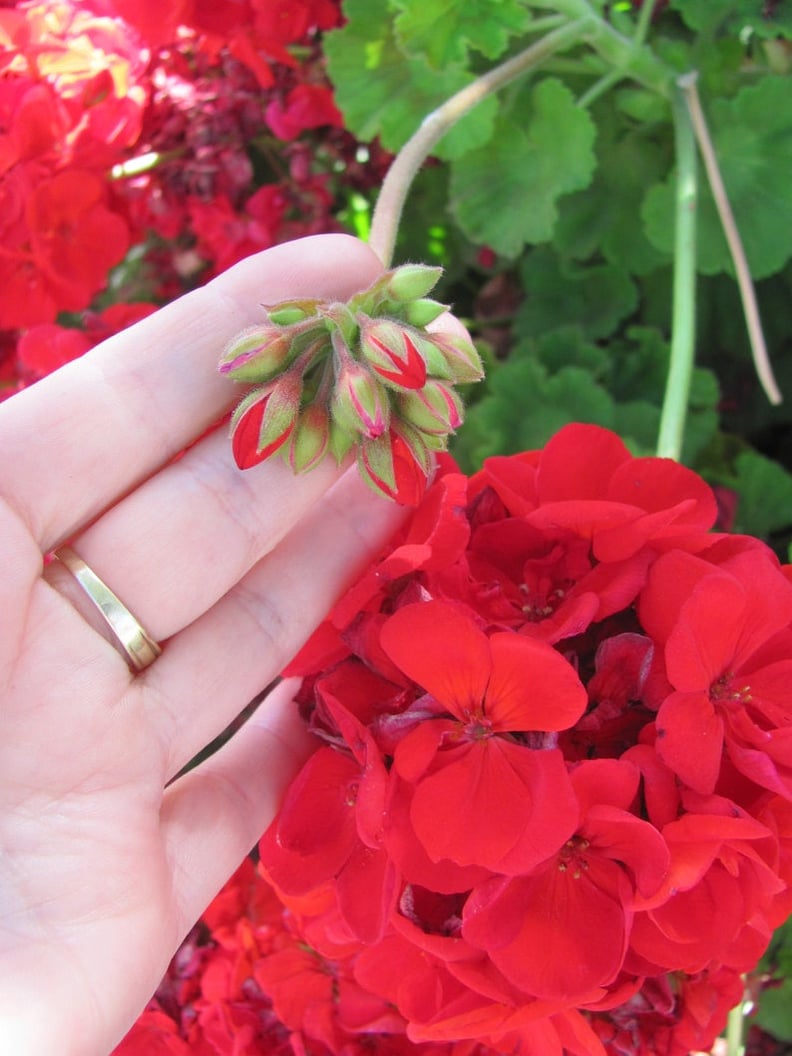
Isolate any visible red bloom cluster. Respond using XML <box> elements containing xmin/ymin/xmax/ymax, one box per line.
<box><xmin>246</xmin><ymin>423</ymin><xmax>792</xmax><ymax>1055</ymax></box>
<box><xmin>114</xmin><ymin>857</ymin><xmax>487</xmax><ymax>1056</ymax></box>
<box><xmin>1</xmin><ymin>0</ymin><xmax>377</xmax><ymax>391</ymax></box>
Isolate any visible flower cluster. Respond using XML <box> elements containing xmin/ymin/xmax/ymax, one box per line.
<box><xmin>220</xmin><ymin>264</ymin><xmax>484</xmax><ymax>504</ymax></box>
<box><xmin>114</xmin><ymin>856</ymin><xmax>487</xmax><ymax>1056</ymax></box>
<box><xmin>245</xmin><ymin>423</ymin><xmax>792</xmax><ymax>1056</ymax></box>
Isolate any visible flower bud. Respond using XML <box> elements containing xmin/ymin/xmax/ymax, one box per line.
<box><xmin>219</xmin><ymin>324</ymin><xmax>297</xmax><ymax>383</ymax></box>
<box><xmin>358</xmin><ymin>315</ymin><xmax>427</xmax><ymax>390</ymax></box>
<box><xmin>330</xmin><ymin>332</ymin><xmax>390</xmax><ymax>439</ymax></box>
<box><xmin>397</xmin><ymin>379</ymin><xmax>463</xmax><ymax>436</ymax></box>
<box><xmin>385</xmin><ymin>263</ymin><xmax>443</xmax><ymax>303</ymax></box>
<box><xmin>401</xmin><ymin>298</ymin><xmax>449</xmax><ymax>327</ymax></box>
<box><xmin>426</xmin><ymin>331</ymin><xmax>485</xmax><ymax>384</ymax></box>
<box><xmin>266</xmin><ymin>298</ymin><xmax>322</xmax><ymax>326</ymax></box>
<box><xmin>230</xmin><ymin>373</ymin><xmax>302</xmax><ymax>469</ymax></box>
<box><xmin>358</xmin><ymin>424</ymin><xmax>431</xmax><ymax>506</ymax></box>
<box><xmin>289</xmin><ymin>401</ymin><xmax>330</xmax><ymax>473</ymax></box>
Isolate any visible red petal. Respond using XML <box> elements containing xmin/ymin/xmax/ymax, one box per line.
<box><xmin>655</xmin><ymin>691</ymin><xmax>724</xmax><ymax>794</ymax></box>
<box><xmin>411</xmin><ymin>740</ymin><xmax>577</xmax><ymax>873</ymax></box>
<box><xmin>486</xmin><ymin>632</ymin><xmax>586</xmax><ymax>732</ymax></box>
<box><xmin>464</xmin><ymin>862</ymin><xmax>629</xmax><ymax>1000</ymax></box>
<box><xmin>536</xmin><ymin>424</ymin><xmax>631</xmax><ymax>502</ymax></box>
<box><xmin>380</xmin><ymin>601</ymin><xmax>491</xmax><ymax>719</ymax></box>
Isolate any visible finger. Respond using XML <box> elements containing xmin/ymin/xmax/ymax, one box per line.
<box><xmin>46</xmin><ymin>429</ymin><xmax>348</xmax><ymax>644</ymax></box>
<box><xmin>159</xmin><ymin>677</ymin><xmax>313</xmax><ymax>938</ymax></box>
<box><xmin>143</xmin><ymin>465</ymin><xmax>408</xmax><ymax>779</ymax></box>
<box><xmin>0</xmin><ymin>234</ymin><xmax>383</xmax><ymax>552</ymax></box>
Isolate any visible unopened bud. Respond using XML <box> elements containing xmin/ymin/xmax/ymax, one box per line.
<box><xmin>330</xmin><ymin>335</ymin><xmax>390</xmax><ymax>439</ymax></box>
<box><xmin>230</xmin><ymin>373</ymin><xmax>302</xmax><ymax>469</ymax></box>
<box><xmin>401</xmin><ymin>298</ymin><xmax>449</xmax><ymax>327</ymax></box>
<box><xmin>426</xmin><ymin>331</ymin><xmax>485</xmax><ymax>384</ymax></box>
<box><xmin>397</xmin><ymin>379</ymin><xmax>463</xmax><ymax>435</ymax></box>
<box><xmin>358</xmin><ymin>423</ymin><xmax>431</xmax><ymax>506</ymax></box>
<box><xmin>385</xmin><ymin>263</ymin><xmax>443</xmax><ymax>303</ymax></box>
<box><xmin>358</xmin><ymin>316</ymin><xmax>427</xmax><ymax>390</ymax></box>
<box><xmin>289</xmin><ymin>401</ymin><xmax>330</xmax><ymax>473</ymax></box>
<box><xmin>267</xmin><ymin>298</ymin><xmax>322</xmax><ymax>326</ymax></box>
<box><xmin>219</xmin><ymin>325</ymin><xmax>297</xmax><ymax>383</ymax></box>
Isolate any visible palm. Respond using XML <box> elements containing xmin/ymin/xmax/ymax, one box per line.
<box><xmin>0</xmin><ymin>236</ymin><xmax>403</xmax><ymax>1056</ymax></box>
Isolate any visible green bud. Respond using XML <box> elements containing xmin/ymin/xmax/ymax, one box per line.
<box><xmin>289</xmin><ymin>402</ymin><xmax>330</xmax><ymax>473</ymax></box>
<box><xmin>386</xmin><ymin>264</ymin><xmax>443</xmax><ymax>303</ymax></box>
<box><xmin>267</xmin><ymin>299</ymin><xmax>321</xmax><ymax>326</ymax></box>
<box><xmin>426</xmin><ymin>332</ymin><xmax>485</xmax><ymax>384</ymax></box>
<box><xmin>219</xmin><ymin>325</ymin><xmax>297</xmax><ymax>383</ymax></box>
<box><xmin>401</xmin><ymin>298</ymin><xmax>449</xmax><ymax>327</ymax></box>
<box><xmin>397</xmin><ymin>379</ymin><xmax>463</xmax><ymax>436</ymax></box>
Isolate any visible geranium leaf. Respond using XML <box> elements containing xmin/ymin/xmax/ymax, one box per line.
<box><xmin>515</xmin><ymin>249</ymin><xmax>638</xmax><ymax>340</ymax></box>
<box><xmin>392</xmin><ymin>0</ymin><xmax>531</xmax><ymax>68</ymax></box>
<box><xmin>642</xmin><ymin>77</ymin><xmax>792</xmax><ymax>278</ymax></box>
<box><xmin>324</xmin><ymin>0</ymin><xmax>497</xmax><ymax>159</ymax></box>
<box><xmin>731</xmin><ymin>449</ymin><xmax>792</xmax><ymax>539</ymax></box>
<box><xmin>671</xmin><ymin>0</ymin><xmax>792</xmax><ymax>39</ymax></box>
<box><xmin>449</xmin><ymin>78</ymin><xmax>597</xmax><ymax>256</ymax></box>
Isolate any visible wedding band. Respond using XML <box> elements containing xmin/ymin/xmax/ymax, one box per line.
<box><xmin>52</xmin><ymin>547</ymin><xmax>162</xmax><ymax>673</ymax></box>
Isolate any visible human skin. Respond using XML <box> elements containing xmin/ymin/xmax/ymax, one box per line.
<box><xmin>0</xmin><ymin>235</ymin><xmax>408</xmax><ymax>1056</ymax></box>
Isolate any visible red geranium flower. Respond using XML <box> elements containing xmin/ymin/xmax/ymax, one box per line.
<box><xmin>379</xmin><ymin>600</ymin><xmax>587</xmax><ymax>873</ymax></box>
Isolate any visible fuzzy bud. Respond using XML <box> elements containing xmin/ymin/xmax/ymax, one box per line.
<box><xmin>358</xmin><ymin>424</ymin><xmax>431</xmax><ymax>506</ymax></box>
<box><xmin>397</xmin><ymin>379</ymin><xmax>464</xmax><ymax>435</ymax></box>
<box><xmin>385</xmin><ymin>263</ymin><xmax>443</xmax><ymax>303</ymax></box>
<box><xmin>219</xmin><ymin>325</ymin><xmax>298</xmax><ymax>383</ymax></box>
<box><xmin>426</xmin><ymin>331</ymin><xmax>485</xmax><ymax>384</ymax></box>
<box><xmin>330</xmin><ymin>334</ymin><xmax>390</xmax><ymax>439</ymax></box>
<box><xmin>230</xmin><ymin>373</ymin><xmax>302</xmax><ymax>469</ymax></box>
<box><xmin>358</xmin><ymin>315</ymin><xmax>428</xmax><ymax>390</ymax></box>
<box><xmin>289</xmin><ymin>401</ymin><xmax>330</xmax><ymax>473</ymax></box>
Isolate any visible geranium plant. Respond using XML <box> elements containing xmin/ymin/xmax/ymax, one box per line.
<box><xmin>5</xmin><ymin>2</ymin><xmax>792</xmax><ymax>1054</ymax></box>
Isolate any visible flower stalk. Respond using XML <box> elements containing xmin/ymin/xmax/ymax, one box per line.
<box><xmin>656</xmin><ymin>77</ymin><xmax>698</xmax><ymax>461</ymax></box>
<box><xmin>369</xmin><ymin>17</ymin><xmax>596</xmax><ymax>267</ymax></box>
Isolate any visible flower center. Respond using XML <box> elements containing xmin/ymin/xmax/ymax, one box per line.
<box><xmin>709</xmin><ymin>671</ymin><xmax>752</xmax><ymax>706</ymax></box>
<box><xmin>558</xmin><ymin>836</ymin><xmax>590</xmax><ymax>879</ymax></box>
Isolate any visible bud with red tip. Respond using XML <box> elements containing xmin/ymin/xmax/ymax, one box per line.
<box><xmin>230</xmin><ymin>372</ymin><xmax>302</xmax><ymax>469</ymax></box>
<box><xmin>358</xmin><ymin>315</ymin><xmax>427</xmax><ymax>390</ymax></box>
<box><xmin>358</xmin><ymin>423</ymin><xmax>432</xmax><ymax>506</ymax></box>
<box><xmin>397</xmin><ymin>379</ymin><xmax>463</xmax><ymax>435</ymax></box>
<box><xmin>219</xmin><ymin>324</ymin><xmax>298</xmax><ymax>383</ymax></box>
<box><xmin>330</xmin><ymin>333</ymin><xmax>390</xmax><ymax>439</ymax></box>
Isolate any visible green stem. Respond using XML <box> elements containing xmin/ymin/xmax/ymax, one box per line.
<box><xmin>368</xmin><ymin>18</ymin><xmax>595</xmax><ymax>267</ymax></box>
<box><xmin>577</xmin><ymin>68</ymin><xmax>625</xmax><ymax>108</ymax></box>
<box><xmin>725</xmin><ymin>986</ymin><xmax>746</xmax><ymax>1056</ymax></box>
<box><xmin>633</xmin><ymin>0</ymin><xmax>660</xmax><ymax>46</ymax></box>
<box><xmin>656</xmin><ymin>78</ymin><xmax>698</xmax><ymax>461</ymax></box>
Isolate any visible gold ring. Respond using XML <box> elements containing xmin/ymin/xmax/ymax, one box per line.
<box><xmin>52</xmin><ymin>547</ymin><xmax>162</xmax><ymax>673</ymax></box>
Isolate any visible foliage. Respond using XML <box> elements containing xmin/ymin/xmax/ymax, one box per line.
<box><xmin>325</xmin><ymin>0</ymin><xmax>792</xmax><ymax>551</ymax></box>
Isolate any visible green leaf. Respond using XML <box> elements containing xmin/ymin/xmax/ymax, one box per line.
<box><xmin>324</xmin><ymin>0</ymin><xmax>497</xmax><ymax>159</ymax></box>
<box><xmin>554</xmin><ymin>109</ymin><xmax>670</xmax><ymax>275</ymax></box>
<box><xmin>515</xmin><ymin>249</ymin><xmax>638</xmax><ymax>340</ymax></box>
<box><xmin>731</xmin><ymin>448</ymin><xmax>792</xmax><ymax>538</ymax></box>
<box><xmin>671</xmin><ymin>0</ymin><xmax>792</xmax><ymax>39</ymax></box>
<box><xmin>452</xmin><ymin>358</ymin><xmax>616</xmax><ymax>470</ymax></box>
<box><xmin>754</xmin><ymin>978</ymin><xmax>792</xmax><ymax>1042</ymax></box>
<box><xmin>392</xmin><ymin>0</ymin><xmax>531</xmax><ymax>68</ymax></box>
<box><xmin>449</xmin><ymin>78</ymin><xmax>597</xmax><ymax>256</ymax></box>
<box><xmin>642</xmin><ymin>77</ymin><xmax>792</xmax><ymax>279</ymax></box>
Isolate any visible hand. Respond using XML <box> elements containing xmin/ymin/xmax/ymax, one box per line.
<box><xmin>0</xmin><ymin>235</ymin><xmax>406</xmax><ymax>1056</ymax></box>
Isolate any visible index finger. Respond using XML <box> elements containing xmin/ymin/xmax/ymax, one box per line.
<box><xmin>0</xmin><ymin>234</ymin><xmax>383</xmax><ymax>552</ymax></box>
